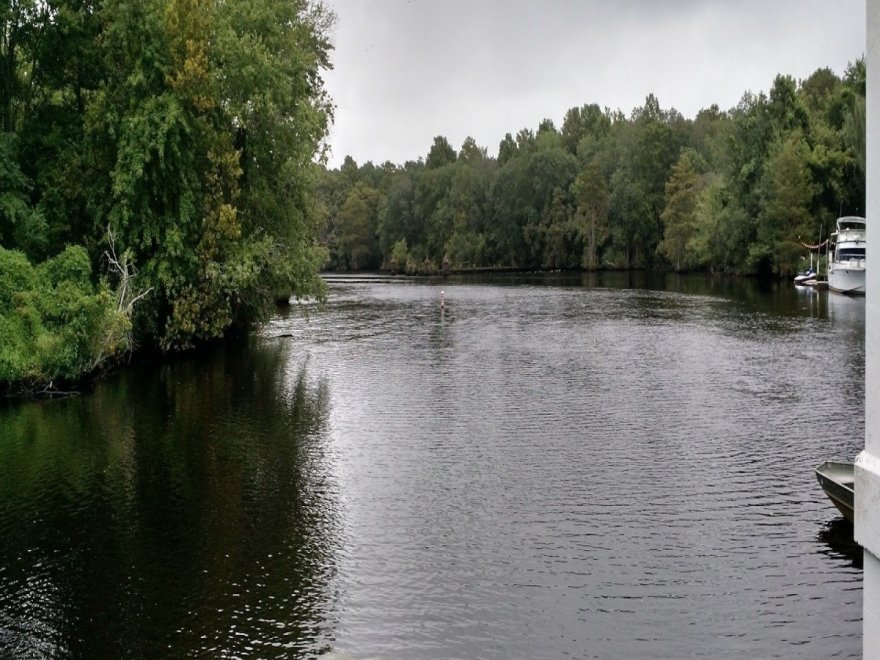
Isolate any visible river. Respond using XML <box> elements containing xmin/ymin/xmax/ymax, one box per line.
<box><xmin>0</xmin><ymin>273</ymin><xmax>865</xmax><ymax>658</ymax></box>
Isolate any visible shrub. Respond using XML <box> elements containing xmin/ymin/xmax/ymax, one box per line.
<box><xmin>0</xmin><ymin>248</ymin><xmax>37</xmax><ymax>313</ymax></box>
<box><xmin>0</xmin><ymin>246</ymin><xmax>132</xmax><ymax>390</ymax></box>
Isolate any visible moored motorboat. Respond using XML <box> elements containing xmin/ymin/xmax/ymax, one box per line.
<box><xmin>827</xmin><ymin>216</ymin><xmax>866</xmax><ymax>295</ymax></box>
<box><xmin>794</xmin><ymin>251</ymin><xmax>818</xmax><ymax>285</ymax></box>
<box><xmin>794</xmin><ymin>267</ymin><xmax>817</xmax><ymax>285</ymax></box>
<box><xmin>815</xmin><ymin>461</ymin><xmax>854</xmax><ymax>523</ymax></box>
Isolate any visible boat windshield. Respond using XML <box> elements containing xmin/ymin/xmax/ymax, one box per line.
<box><xmin>837</xmin><ymin>247</ymin><xmax>866</xmax><ymax>261</ymax></box>
<box><xmin>838</xmin><ymin>219</ymin><xmax>866</xmax><ymax>231</ymax></box>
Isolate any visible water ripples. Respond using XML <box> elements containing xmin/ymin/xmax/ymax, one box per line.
<box><xmin>0</xmin><ymin>276</ymin><xmax>864</xmax><ymax>658</ymax></box>
<box><xmin>276</xmin><ymin>277</ymin><xmax>864</xmax><ymax>659</ymax></box>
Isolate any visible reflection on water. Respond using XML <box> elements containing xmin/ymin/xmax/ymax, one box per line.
<box><xmin>0</xmin><ymin>343</ymin><xmax>340</xmax><ymax>658</ymax></box>
<box><xmin>0</xmin><ymin>275</ymin><xmax>866</xmax><ymax>659</ymax></box>
<box><xmin>817</xmin><ymin>519</ymin><xmax>862</xmax><ymax>569</ymax></box>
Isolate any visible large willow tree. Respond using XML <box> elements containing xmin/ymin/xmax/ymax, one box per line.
<box><xmin>4</xmin><ymin>0</ymin><xmax>334</xmax><ymax>351</ymax></box>
<box><xmin>100</xmin><ymin>0</ymin><xmax>334</xmax><ymax>349</ymax></box>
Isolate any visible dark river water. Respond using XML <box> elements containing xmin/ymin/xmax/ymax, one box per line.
<box><xmin>0</xmin><ymin>273</ymin><xmax>865</xmax><ymax>659</ymax></box>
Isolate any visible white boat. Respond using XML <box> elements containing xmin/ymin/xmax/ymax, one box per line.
<box><xmin>794</xmin><ymin>266</ymin><xmax>818</xmax><ymax>286</ymax></box>
<box><xmin>794</xmin><ymin>251</ymin><xmax>817</xmax><ymax>285</ymax></box>
<box><xmin>827</xmin><ymin>216</ymin><xmax>866</xmax><ymax>295</ymax></box>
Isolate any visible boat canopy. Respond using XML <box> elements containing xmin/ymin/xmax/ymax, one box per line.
<box><xmin>837</xmin><ymin>216</ymin><xmax>866</xmax><ymax>230</ymax></box>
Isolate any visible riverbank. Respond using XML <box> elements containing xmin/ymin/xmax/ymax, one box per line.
<box><xmin>0</xmin><ymin>264</ymin><xmax>819</xmax><ymax>397</ymax></box>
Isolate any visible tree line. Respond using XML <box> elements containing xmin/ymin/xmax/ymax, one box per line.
<box><xmin>1</xmin><ymin>0</ymin><xmax>333</xmax><ymax>390</ymax></box>
<box><xmin>317</xmin><ymin>63</ymin><xmax>865</xmax><ymax>278</ymax></box>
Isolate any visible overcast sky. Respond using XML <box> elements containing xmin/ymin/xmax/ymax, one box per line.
<box><xmin>321</xmin><ymin>0</ymin><xmax>865</xmax><ymax>168</ymax></box>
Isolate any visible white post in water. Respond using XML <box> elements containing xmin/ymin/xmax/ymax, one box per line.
<box><xmin>857</xmin><ymin>1</ymin><xmax>880</xmax><ymax>656</ymax></box>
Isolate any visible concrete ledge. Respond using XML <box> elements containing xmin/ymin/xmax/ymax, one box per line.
<box><xmin>855</xmin><ymin>451</ymin><xmax>880</xmax><ymax>557</ymax></box>
<box><xmin>866</xmin><ymin>553</ymin><xmax>880</xmax><ymax>660</ymax></box>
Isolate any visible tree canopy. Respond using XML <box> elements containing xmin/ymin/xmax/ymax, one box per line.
<box><xmin>318</xmin><ymin>61</ymin><xmax>865</xmax><ymax>277</ymax></box>
<box><xmin>1</xmin><ymin>0</ymin><xmax>334</xmax><ymax>388</ymax></box>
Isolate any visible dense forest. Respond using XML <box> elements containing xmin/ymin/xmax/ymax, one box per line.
<box><xmin>317</xmin><ymin>63</ymin><xmax>866</xmax><ymax>278</ymax></box>
<box><xmin>1</xmin><ymin>0</ymin><xmax>333</xmax><ymax>389</ymax></box>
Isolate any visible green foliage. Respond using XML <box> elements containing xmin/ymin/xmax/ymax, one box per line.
<box><xmin>608</xmin><ymin>171</ymin><xmax>654</xmax><ymax>269</ymax></box>
<box><xmin>697</xmin><ymin>176</ymin><xmax>753</xmax><ymax>273</ymax></box>
<box><xmin>390</xmin><ymin>239</ymin><xmax>409</xmax><ymax>273</ymax></box>
<box><xmin>1</xmin><ymin>0</ymin><xmax>334</xmax><ymax>369</ymax></box>
<box><xmin>0</xmin><ymin>246</ymin><xmax>131</xmax><ymax>389</ymax></box>
<box><xmin>315</xmin><ymin>62</ymin><xmax>863</xmax><ymax>278</ymax></box>
<box><xmin>458</xmin><ymin>137</ymin><xmax>487</xmax><ymax>163</ymax></box>
<box><xmin>0</xmin><ymin>247</ymin><xmax>36</xmax><ymax>312</ymax></box>
<box><xmin>0</xmin><ymin>133</ymin><xmax>47</xmax><ymax>258</ymax></box>
<box><xmin>497</xmin><ymin>133</ymin><xmax>517</xmax><ymax>166</ymax></box>
<box><xmin>658</xmin><ymin>149</ymin><xmax>707</xmax><ymax>271</ymax></box>
<box><xmin>337</xmin><ymin>182</ymin><xmax>380</xmax><ymax>269</ymax></box>
<box><xmin>378</xmin><ymin>172</ymin><xmax>418</xmax><ymax>259</ymax></box>
<box><xmin>572</xmin><ymin>163</ymin><xmax>609</xmax><ymax>270</ymax></box>
<box><xmin>768</xmin><ymin>75</ymin><xmax>810</xmax><ymax>137</ymax></box>
<box><xmin>535</xmin><ymin>187</ymin><xmax>578</xmax><ymax>269</ymax></box>
<box><xmin>561</xmin><ymin>104</ymin><xmax>611</xmax><ymax>156</ymax></box>
<box><xmin>752</xmin><ymin>135</ymin><xmax>817</xmax><ymax>274</ymax></box>
<box><xmin>443</xmin><ymin>159</ymin><xmax>492</xmax><ymax>268</ymax></box>
<box><xmin>426</xmin><ymin>136</ymin><xmax>457</xmax><ymax>169</ymax></box>
<box><xmin>843</xmin><ymin>95</ymin><xmax>866</xmax><ymax>177</ymax></box>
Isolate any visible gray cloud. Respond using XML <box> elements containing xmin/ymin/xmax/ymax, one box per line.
<box><xmin>323</xmin><ymin>0</ymin><xmax>865</xmax><ymax>167</ymax></box>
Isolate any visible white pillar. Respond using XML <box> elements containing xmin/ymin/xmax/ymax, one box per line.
<box><xmin>856</xmin><ymin>1</ymin><xmax>880</xmax><ymax>656</ymax></box>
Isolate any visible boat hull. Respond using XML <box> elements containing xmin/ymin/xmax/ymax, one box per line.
<box><xmin>815</xmin><ymin>461</ymin><xmax>854</xmax><ymax>523</ymax></box>
<box><xmin>828</xmin><ymin>267</ymin><xmax>866</xmax><ymax>295</ymax></box>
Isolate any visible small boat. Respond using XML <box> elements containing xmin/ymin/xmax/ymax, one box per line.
<box><xmin>794</xmin><ymin>267</ymin><xmax>817</xmax><ymax>285</ymax></box>
<box><xmin>815</xmin><ymin>461</ymin><xmax>854</xmax><ymax>523</ymax></box>
<box><xmin>794</xmin><ymin>252</ymin><xmax>818</xmax><ymax>285</ymax></box>
<box><xmin>827</xmin><ymin>216</ymin><xmax>866</xmax><ymax>295</ymax></box>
